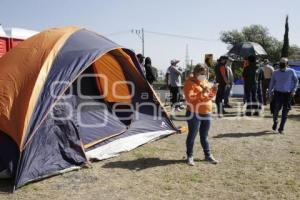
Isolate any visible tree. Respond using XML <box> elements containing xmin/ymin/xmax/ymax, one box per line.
<box><xmin>220</xmin><ymin>24</ymin><xmax>299</xmax><ymax>62</ymax></box>
<box><xmin>242</xmin><ymin>25</ymin><xmax>270</xmax><ymax>48</ymax></box>
<box><xmin>289</xmin><ymin>45</ymin><xmax>300</xmax><ymax>59</ymax></box>
<box><xmin>281</xmin><ymin>15</ymin><xmax>289</xmax><ymax>57</ymax></box>
<box><xmin>267</xmin><ymin>38</ymin><xmax>283</xmax><ymax>62</ymax></box>
<box><xmin>220</xmin><ymin>30</ymin><xmax>245</xmax><ymax>45</ymax></box>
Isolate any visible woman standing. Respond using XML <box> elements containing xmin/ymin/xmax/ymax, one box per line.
<box><xmin>144</xmin><ymin>57</ymin><xmax>156</xmax><ymax>84</ymax></box>
<box><xmin>183</xmin><ymin>64</ymin><xmax>219</xmax><ymax>166</ymax></box>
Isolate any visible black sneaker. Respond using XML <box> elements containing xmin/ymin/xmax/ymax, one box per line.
<box><xmin>253</xmin><ymin>112</ymin><xmax>261</xmax><ymax>117</ymax></box>
<box><xmin>223</xmin><ymin>104</ymin><xmax>232</xmax><ymax>108</ymax></box>
<box><xmin>222</xmin><ymin>110</ymin><xmax>228</xmax><ymax>114</ymax></box>
<box><xmin>245</xmin><ymin>112</ymin><xmax>252</xmax><ymax>116</ymax></box>
<box><xmin>278</xmin><ymin>129</ymin><xmax>284</xmax><ymax>134</ymax></box>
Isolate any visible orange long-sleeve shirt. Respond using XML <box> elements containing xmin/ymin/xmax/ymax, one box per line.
<box><xmin>183</xmin><ymin>77</ymin><xmax>217</xmax><ymax>114</ymax></box>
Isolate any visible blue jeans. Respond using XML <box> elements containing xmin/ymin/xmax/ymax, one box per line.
<box><xmin>186</xmin><ymin>110</ymin><xmax>211</xmax><ymax>158</ymax></box>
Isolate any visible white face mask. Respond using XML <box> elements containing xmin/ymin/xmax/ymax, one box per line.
<box><xmin>197</xmin><ymin>75</ymin><xmax>207</xmax><ymax>81</ymax></box>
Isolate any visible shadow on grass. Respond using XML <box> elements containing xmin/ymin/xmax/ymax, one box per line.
<box><xmin>213</xmin><ymin>130</ymin><xmax>275</xmax><ymax>138</ymax></box>
<box><xmin>217</xmin><ymin>113</ymin><xmax>244</xmax><ymax>118</ymax></box>
<box><xmin>0</xmin><ymin>179</ymin><xmax>13</xmax><ymax>193</ymax></box>
<box><xmin>264</xmin><ymin>114</ymin><xmax>300</xmax><ymax>121</ymax></box>
<box><xmin>102</xmin><ymin>157</ymin><xmax>185</xmax><ymax>171</ymax></box>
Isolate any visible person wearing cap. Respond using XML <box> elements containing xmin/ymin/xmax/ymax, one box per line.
<box><xmin>224</xmin><ymin>58</ymin><xmax>234</xmax><ymax>108</ymax></box>
<box><xmin>167</xmin><ymin>59</ymin><xmax>183</xmax><ymax>111</ymax></box>
<box><xmin>269</xmin><ymin>57</ymin><xmax>299</xmax><ymax>134</ymax></box>
<box><xmin>183</xmin><ymin>64</ymin><xmax>219</xmax><ymax>166</ymax></box>
<box><xmin>137</xmin><ymin>54</ymin><xmax>146</xmax><ymax>77</ymax></box>
<box><xmin>214</xmin><ymin>56</ymin><xmax>229</xmax><ymax>115</ymax></box>
<box><xmin>262</xmin><ymin>59</ymin><xmax>274</xmax><ymax>105</ymax></box>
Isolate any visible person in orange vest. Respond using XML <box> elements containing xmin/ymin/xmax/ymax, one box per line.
<box><xmin>214</xmin><ymin>56</ymin><xmax>230</xmax><ymax>116</ymax></box>
<box><xmin>183</xmin><ymin>64</ymin><xmax>219</xmax><ymax>166</ymax></box>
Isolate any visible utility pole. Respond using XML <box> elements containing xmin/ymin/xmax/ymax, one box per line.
<box><xmin>131</xmin><ymin>28</ymin><xmax>144</xmax><ymax>55</ymax></box>
<box><xmin>185</xmin><ymin>44</ymin><xmax>190</xmax><ymax>69</ymax></box>
<box><xmin>142</xmin><ymin>28</ymin><xmax>144</xmax><ymax>55</ymax></box>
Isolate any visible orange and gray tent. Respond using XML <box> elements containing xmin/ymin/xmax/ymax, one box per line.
<box><xmin>0</xmin><ymin>26</ymin><xmax>177</xmax><ymax>189</ymax></box>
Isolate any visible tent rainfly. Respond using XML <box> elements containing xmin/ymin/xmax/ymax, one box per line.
<box><xmin>0</xmin><ymin>26</ymin><xmax>177</xmax><ymax>190</ymax></box>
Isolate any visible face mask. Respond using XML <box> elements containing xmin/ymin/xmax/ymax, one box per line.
<box><xmin>279</xmin><ymin>63</ymin><xmax>286</xmax><ymax>71</ymax></box>
<box><xmin>197</xmin><ymin>75</ymin><xmax>207</xmax><ymax>81</ymax></box>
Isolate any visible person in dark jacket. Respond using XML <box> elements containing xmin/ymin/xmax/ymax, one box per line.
<box><xmin>215</xmin><ymin>56</ymin><xmax>229</xmax><ymax>116</ymax></box>
<box><xmin>144</xmin><ymin>57</ymin><xmax>156</xmax><ymax>84</ymax></box>
<box><xmin>243</xmin><ymin>55</ymin><xmax>260</xmax><ymax>116</ymax></box>
<box><xmin>256</xmin><ymin>62</ymin><xmax>264</xmax><ymax>110</ymax></box>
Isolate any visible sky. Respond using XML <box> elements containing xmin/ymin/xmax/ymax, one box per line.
<box><xmin>1</xmin><ymin>0</ymin><xmax>299</xmax><ymax>72</ymax></box>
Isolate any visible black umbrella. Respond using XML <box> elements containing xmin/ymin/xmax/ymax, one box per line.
<box><xmin>227</xmin><ymin>42</ymin><xmax>267</xmax><ymax>58</ymax></box>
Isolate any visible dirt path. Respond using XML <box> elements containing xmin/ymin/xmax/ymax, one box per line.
<box><xmin>1</xmin><ymin>99</ymin><xmax>299</xmax><ymax>200</ymax></box>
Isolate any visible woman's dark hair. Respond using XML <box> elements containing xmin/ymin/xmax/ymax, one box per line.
<box><xmin>145</xmin><ymin>57</ymin><xmax>151</xmax><ymax>65</ymax></box>
<box><xmin>193</xmin><ymin>64</ymin><xmax>207</xmax><ymax>74</ymax></box>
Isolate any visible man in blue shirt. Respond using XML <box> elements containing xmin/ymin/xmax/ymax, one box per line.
<box><xmin>269</xmin><ymin>57</ymin><xmax>299</xmax><ymax>134</ymax></box>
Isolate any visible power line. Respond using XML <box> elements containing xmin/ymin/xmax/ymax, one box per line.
<box><xmin>104</xmin><ymin>30</ymin><xmax>130</xmax><ymax>36</ymax></box>
<box><xmin>104</xmin><ymin>29</ymin><xmax>220</xmax><ymax>56</ymax></box>
<box><xmin>104</xmin><ymin>29</ymin><xmax>219</xmax><ymax>42</ymax></box>
<box><xmin>144</xmin><ymin>30</ymin><xmax>219</xmax><ymax>42</ymax></box>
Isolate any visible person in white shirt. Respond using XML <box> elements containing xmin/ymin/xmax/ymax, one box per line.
<box><xmin>224</xmin><ymin>62</ymin><xmax>234</xmax><ymax>108</ymax></box>
<box><xmin>262</xmin><ymin>59</ymin><xmax>274</xmax><ymax>105</ymax></box>
<box><xmin>166</xmin><ymin>59</ymin><xmax>183</xmax><ymax>111</ymax></box>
